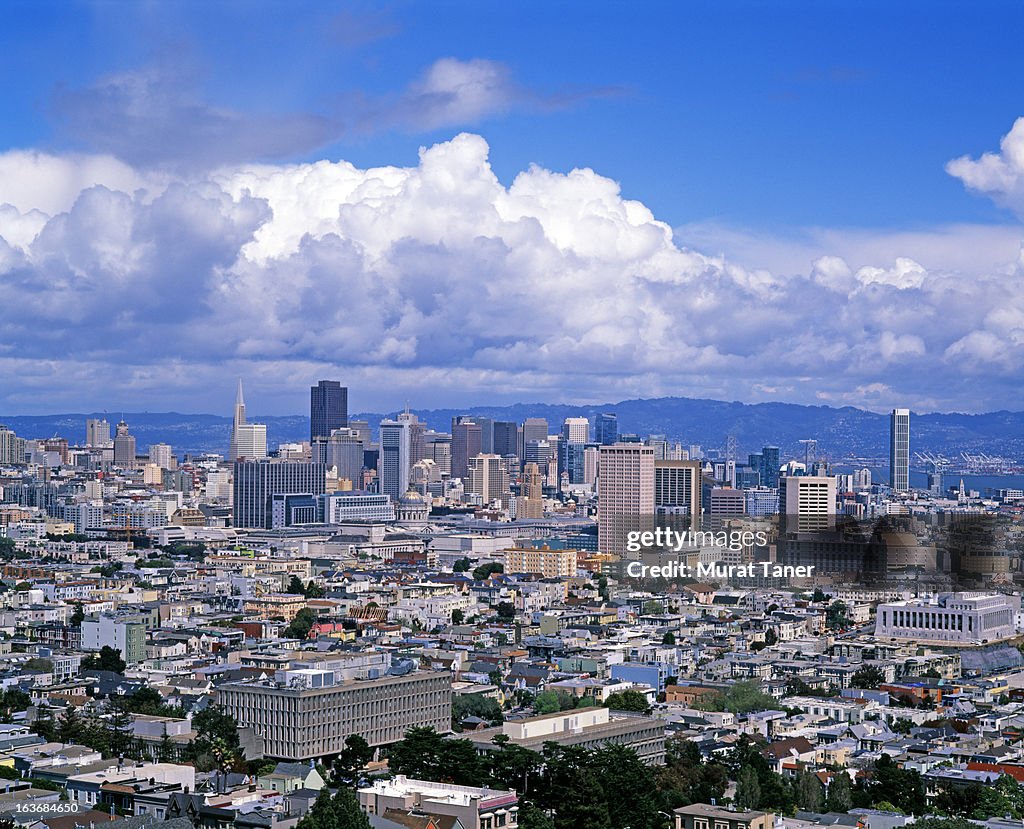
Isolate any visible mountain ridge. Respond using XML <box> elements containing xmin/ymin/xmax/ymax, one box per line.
<box><xmin>2</xmin><ymin>396</ymin><xmax>1022</xmax><ymax>461</ymax></box>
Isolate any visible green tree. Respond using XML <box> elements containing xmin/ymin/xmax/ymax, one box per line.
<box><xmin>851</xmin><ymin>665</ymin><xmax>885</xmax><ymax>689</ymax></box>
<box><xmin>451</xmin><ymin>609</ymin><xmax>465</xmax><ymax>626</ymax></box>
<box><xmin>284</xmin><ymin>607</ymin><xmax>319</xmax><ymax>639</ymax></box>
<box><xmin>736</xmin><ymin>765</ymin><xmax>762</xmax><ymax>810</ymax></box>
<box><xmin>825</xmin><ymin>772</ymin><xmax>853</xmax><ymax>812</ymax></box>
<box><xmin>331</xmin><ymin>784</ymin><xmax>371</xmax><ymax>829</ymax></box>
<box><xmin>333</xmin><ymin>734</ymin><xmax>374</xmax><ymax>785</ymax></box>
<box><xmin>56</xmin><ymin>706</ymin><xmax>83</xmax><ymax>743</ymax></box>
<box><xmin>453</xmin><ymin>557</ymin><xmax>471</xmax><ymax>573</ymax></box>
<box><xmin>70</xmin><ymin>603</ymin><xmax>85</xmax><ymax>625</ymax></box>
<box><xmin>453</xmin><ymin>694</ymin><xmax>503</xmax><ymax>730</ymax></box>
<box><xmin>304</xmin><ymin>581</ymin><xmax>326</xmax><ymax>599</ymax></box>
<box><xmin>286</xmin><ymin>575</ymin><xmax>306</xmax><ymax>594</ymax></box>
<box><xmin>495</xmin><ymin>601</ymin><xmax>516</xmax><ymax>619</ymax></box>
<box><xmin>473</xmin><ymin>563</ymin><xmax>504</xmax><ymax>581</ymax></box>
<box><xmin>700</xmin><ymin>681</ymin><xmax>777</xmax><ymax>714</ymax></box>
<box><xmin>662</xmin><ymin>630</ymin><xmax>677</xmax><ymax>645</ymax></box>
<box><xmin>826</xmin><ymin>600</ymin><xmax>850</xmax><ymax>630</ymax></box>
<box><xmin>188</xmin><ymin>707</ymin><xmax>244</xmax><ymax>772</ymax></box>
<box><xmin>795</xmin><ymin>771</ymin><xmax>824</xmax><ymax>811</ymax></box>
<box><xmin>603</xmin><ymin>689</ymin><xmax>651</xmax><ymax>714</ymax></box>
<box><xmin>81</xmin><ymin>646</ymin><xmax>126</xmax><ymax>674</ymax></box>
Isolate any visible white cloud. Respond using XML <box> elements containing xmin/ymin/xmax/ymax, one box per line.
<box><xmin>1</xmin><ymin>132</ymin><xmax>1024</xmax><ymax>414</ymax></box>
<box><xmin>947</xmin><ymin>116</ymin><xmax>1024</xmax><ymax>212</ymax></box>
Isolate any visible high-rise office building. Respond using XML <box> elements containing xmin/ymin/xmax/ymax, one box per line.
<box><xmin>400</xmin><ymin>411</ymin><xmax>426</xmax><ymax>467</ymax></box>
<box><xmin>235</xmin><ymin>423</ymin><xmax>268</xmax><ymax>460</ymax></box>
<box><xmin>148</xmin><ymin>443</ymin><xmax>173</xmax><ymax>469</ymax></box>
<box><xmin>889</xmin><ymin>408</ymin><xmax>910</xmax><ymax>492</ymax></box>
<box><xmin>310</xmin><ymin>380</ymin><xmax>348</xmax><ymax>441</ymax></box>
<box><xmin>451</xmin><ymin>417</ymin><xmax>482</xmax><ymax>480</ymax></box>
<box><xmin>779</xmin><ymin>474</ymin><xmax>836</xmax><ymax>533</ymax></box>
<box><xmin>598</xmin><ymin>444</ymin><xmax>655</xmax><ymax>559</ymax></box>
<box><xmin>519</xmin><ymin>418</ymin><xmax>549</xmax><ymax>459</ymax></box>
<box><xmin>113</xmin><ymin>420</ymin><xmax>137</xmax><ymax>468</ymax></box>
<box><xmin>515</xmin><ymin>461</ymin><xmax>545</xmax><ymax>519</ymax></box>
<box><xmin>654</xmin><ymin>460</ymin><xmax>702</xmax><ymax>525</ymax></box>
<box><xmin>595</xmin><ymin>413</ymin><xmax>618</xmax><ymax>446</ymax></box>
<box><xmin>466</xmin><ymin>454</ymin><xmax>510</xmax><ymax>505</ymax></box>
<box><xmin>425</xmin><ymin>431</ymin><xmax>452</xmax><ymax>477</ymax></box>
<box><xmin>562</xmin><ymin>417</ymin><xmax>590</xmax><ymax>444</ymax></box>
<box><xmin>313</xmin><ymin>428</ymin><xmax>364</xmax><ymax>485</ymax></box>
<box><xmin>0</xmin><ymin>425</ymin><xmax>25</xmax><ymax>466</ymax></box>
<box><xmin>379</xmin><ymin>417</ymin><xmax>412</xmax><ymax>498</ymax></box>
<box><xmin>492</xmin><ymin>422</ymin><xmax>518</xmax><ymax>458</ymax></box>
<box><xmin>760</xmin><ymin>446</ymin><xmax>781</xmax><ymax>489</ymax></box>
<box><xmin>228</xmin><ymin>379</ymin><xmax>247</xmax><ymax>462</ymax></box>
<box><xmin>85</xmin><ymin>418</ymin><xmax>111</xmax><ymax>448</ymax></box>
<box><xmin>233</xmin><ymin>460</ymin><xmax>327</xmax><ymax>529</ymax></box>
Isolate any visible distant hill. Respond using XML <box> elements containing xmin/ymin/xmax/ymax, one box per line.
<box><xmin>1</xmin><ymin>398</ymin><xmax>1022</xmax><ymax>462</ymax></box>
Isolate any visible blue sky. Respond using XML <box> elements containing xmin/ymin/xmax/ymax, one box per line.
<box><xmin>2</xmin><ymin>1</ymin><xmax>1024</xmax><ymax>415</ymax></box>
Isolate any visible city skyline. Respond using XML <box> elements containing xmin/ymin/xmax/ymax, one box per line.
<box><xmin>1</xmin><ymin>3</ymin><xmax>1024</xmax><ymax>415</ymax></box>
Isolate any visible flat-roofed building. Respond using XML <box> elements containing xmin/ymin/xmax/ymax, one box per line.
<box><xmin>215</xmin><ymin>671</ymin><xmax>451</xmax><ymax>761</ymax></box>
<box><xmin>504</xmin><ymin>545</ymin><xmax>577</xmax><ymax>578</ymax></box>
<box><xmin>467</xmin><ymin>706</ymin><xmax>664</xmax><ymax>765</ymax></box>
<box><xmin>359</xmin><ymin>776</ymin><xmax>518</xmax><ymax>829</ymax></box>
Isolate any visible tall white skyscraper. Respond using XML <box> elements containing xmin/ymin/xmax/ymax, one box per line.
<box><xmin>598</xmin><ymin>444</ymin><xmax>655</xmax><ymax>559</ymax></box>
<box><xmin>235</xmin><ymin>424</ymin><xmax>268</xmax><ymax>460</ymax></box>
<box><xmin>780</xmin><ymin>474</ymin><xmax>837</xmax><ymax>533</ymax></box>
<box><xmin>379</xmin><ymin>417</ymin><xmax>411</xmax><ymax>498</ymax></box>
<box><xmin>889</xmin><ymin>408</ymin><xmax>910</xmax><ymax>493</ymax></box>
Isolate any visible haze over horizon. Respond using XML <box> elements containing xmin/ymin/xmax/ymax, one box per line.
<box><xmin>3</xmin><ymin>2</ymin><xmax>1024</xmax><ymax>415</ymax></box>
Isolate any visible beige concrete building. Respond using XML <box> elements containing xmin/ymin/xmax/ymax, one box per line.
<box><xmin>504</xmin><ymin>545</ymin><xmax>577</xmax><ymax>578</ymax></box>
<box><xmin>216</xmin><ymin>671</ymin><xmax>451</xmax><ymax>760</ymax></box>
<box><xmin>598</xmin><ymin>444</ymin><xmax>655</xmax><ymax>559</ymax></box>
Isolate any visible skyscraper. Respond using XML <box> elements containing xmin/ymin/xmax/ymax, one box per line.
<box><xmin>310</xmin><ymin>380</ymin><xmax>348</xmax><ymax>441</ymax></box>
<box><xmin>516</xmin><ymin>461</ymin><xmax>545</xmax><ymax>519</ymax></box>
<box><xmin>595</xmin><ymin>413</ymin><xmax>618</xmax><ymax>445</ymax></box>
<box><xmin>562</xmin><ymin>417</ymin><xmax>590</xmax><ymax>444</ymax></box>
<box><xmin>492</xmin><ymin>422</ymin><xmax>518</xmax><ymax>458</ymax></box>
<box><xmin>519</xmin><ymin>418</ymin><xmax>549</xmax><ymax>459</ymax></box>
<box><xmin>235</xmin><ymin>423</ymin><xmax>268</xmax><ymax>460</ymax></box>
<box><xmin>113</xmin><ymin>420</ymin><xmax>136</xmax><ymax>468</ymax></box>
<box><xmin>379</xmin><ymin>417</ymin><xmax>412</xmax><ymax>498</ymax></box>
<box><xmin>654</xmin><ymin>460</ymin><xmax>702</xmax><ymax>525</ymax></box>
<box><xmin>228</xmin><ymin>379</ymin><xmax>247</xmax><ymax>462</ymax></box>
<box><xmin>598</xmin><ymin>444</ymin><xmax>655</xmax><ymax>559</ymax></box>
<box><xmin>451</xmin><ymin>417</ymin><xmax>482</xmax><ymax>480</ymax></box>
<box><xmin>779</xmin><ymin>474</ymin><xmax>836</xmax><ymax>533</ymax></box>
<box><xmin>86</xmin><ymin>418</ymin><xmax>111</xmax><ymax>448</ymax></box>
<box><xmin>889</xmin><ymin>408</ymin><xmax>910</xmax><ymax>492</ymax></box>
<box><xmin>233</xmin><ymin>460</ymin><xmax>327</xmax><ymax>529</ymax></box>
<box><xmin>466</xmin><ymin>454</ymin><xmax>510</xmax><ymax>505</ymax></box>
<box><xmin>760</xmin><ymin>446</ymin><xmax>781</xmax><ymax>489</ymax></box>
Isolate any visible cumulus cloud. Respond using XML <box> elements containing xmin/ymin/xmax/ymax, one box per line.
<box><xmin>1</xmin><ymin>132</ymin><xmax>1023</xmax><ymax>414</ymax></box>
<box><xmin>947</xmin><ymin>117</ymin><xmax>1024</xmax><ymax>212</ymax></box>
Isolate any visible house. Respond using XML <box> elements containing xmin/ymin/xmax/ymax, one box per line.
<box><xmin>258</xmin><ymin>762</ymin><xmax>326</xmax><ymax>794</ymax></box>
<box><xmin>674</xmin><ymin>803</ymin><xmax>775</xmax><ymax>829</ymax></box>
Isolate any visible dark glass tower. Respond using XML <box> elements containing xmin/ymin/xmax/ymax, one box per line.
<box><xmin>310</xmin><ymin>380</ymin><xmax>348</xmax><ymax>441</ymax></box>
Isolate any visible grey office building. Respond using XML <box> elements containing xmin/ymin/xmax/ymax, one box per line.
<box><xmin>233</xmin><ymin>461</ymin><xmax>327</xmax><ymax>529</ymax></box>
<box><xmin>216</xmin><ymin>672</ymin><xmax>451</xmax><ymax>760</ymax></box>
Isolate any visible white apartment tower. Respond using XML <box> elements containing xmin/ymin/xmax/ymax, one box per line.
<box><xmin>889</xmin><ymin>408</ymin><xmax>910</xmax><ymax>492</ymax></box>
